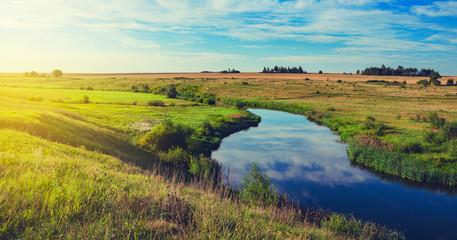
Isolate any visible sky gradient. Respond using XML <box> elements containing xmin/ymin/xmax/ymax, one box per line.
<box><xmin>1</xmin><ymin>0</ymin><xmax>457</xmax><ymax>74</ymax></box>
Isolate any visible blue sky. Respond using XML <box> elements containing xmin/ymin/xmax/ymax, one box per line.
<box><xmin>1</xmin><ymin>0</ymin><xmax>456</xmax><ymax>74</ymax></box>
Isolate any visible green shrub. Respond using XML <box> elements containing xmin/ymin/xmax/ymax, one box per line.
<box><xmin>323</xmin><ymin>215</ymin><xmax>361</xmax><ymax>237</ymax></box>
<box><xmin>131</xmin><ymin>85</ymin><xmax>139</xmax><ymax>92</ymax></box>
<box><xmin>158</xmin><ymin>147</ymin><xmax>191</xmax><ymax>168</ymax></box>
<box><xmin>235</xmin><ymin>101</ymin><xmax>245</xmax><ymax>109</ymax></box>
<box><xmin>239</xmin><ymin>162</ymin><xmax>277</xmax><ymax>205</ymax></box>
<box><xmin>142</xmin><ymin>83</ymin><xmax>150</xmax><ymax>93</ymax></box>
<box><xmin>337</xmin><ymin>80</ymin><xmax>342</xmax><ymax>83</ymax></box>
<box><xmin>147</xmin><ymin>100</ymin><xmax>165</xmax><ymax>107</ymax></box>
<box><xmin>203</xmin><ymin>98</ymin><xmax>215</xmax><ymax>105</ymax></box>
<box><xmin>442</xmin><ymin>121</ymin><xmax>457</xmax><ymax>140</ymax></box>
<box><xmin>82</xmin><ymin>95</ymin><xmax>90</xmax><ymax>103</ymax></box>
<box><xmin>189</xmin><ymin>155</ymin><xmax>220</xmax><ymax>180</ymax></box>
<box><xmin>397</xmin><ymin>141</ymin><xmax>423</xmax><ymax>154</ymax></box>
<box><xmin>417</xmin><ymin>79</ymin><xmax>428</xmax><ymax>85</ymax></box>
<box><xmin>198</xmin><ymin>121</ymin><xmax>214</xmax><ymax>136</ymax></box>
<box><xmin>365</xmin><ymin>116</ymin><xmax>375</xmax><ymax>121</ymax></box>
<box><xmin>448</xmin><ymin>140</ymin><xmax>457</xmax><ymax>157</ymax></box>
<box><xmin>428</xmin><ymin>112</ymin><xmax>446</xmax><ymax>129</ymax></box>
<box><xmin>373</xmin><ymin>123</ymin><xmax>387</xmax><ymax>136</ymax></box>
<box><xmin>166</xmin><ymin>85</ymin><xmax>178</xmax><ymax>98</ymax></box>
<box><xmin>322</xmin><ymin>214</ymin><xmax>405</xmax><ymax>239</ymax></box>
<box><xmin>327</xmin><ymin>107</ymin><xmax>335</xmax><ymax>111</ymax></box>
<box><xmin>139</xmin><ymin>120</ymin><xmax>191</xmax><ymax>151</ymax></box>
<box><xmin>361</xmin><ymin>119</ymin><xmax>376</xmax><ymax>130</ymax></box>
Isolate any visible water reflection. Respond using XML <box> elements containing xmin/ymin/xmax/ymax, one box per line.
<box><xmin>213</xmin><ymin>109</ymin><xmax>375</xmax><ymax>187</ymax></box>
<box><xmin>212</xmin><ymin>109</ymin><xmax>457</xmax><ymax>240</ymax></box>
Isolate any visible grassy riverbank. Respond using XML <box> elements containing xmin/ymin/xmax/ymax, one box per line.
<box><xmin>0</xmin><ymin>74</ymin><xmax>405</xmax><ymax>239</ymax></box>
<box><xmin>94</xmin><ymin>71</ymin><xmax>457</xmax><ymax>187</ymax></box>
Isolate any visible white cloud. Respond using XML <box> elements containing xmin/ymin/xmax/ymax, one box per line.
<box><xmin>412</xmin><ymin>1</ymin><xmax>457</xmax><ymax>17</ymax></box>
<box><xmin>0</xmin><ymin>0</ymin><xmax>456</xmax><ymax>73</ymax></box>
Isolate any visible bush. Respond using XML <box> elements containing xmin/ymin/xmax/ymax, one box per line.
<box><xmin>428</xmin><ymin>112</ymin><xmax>446</xmax><ymax>129</ymax></box>
<box><xmin>323</xmin><ymin>215</ymin><xmax>361</xmax><ymax>237</ymax></box>
<box><xmin>86</xmin><ymin>87</ymin><xmax>93</xmax><ymax>90</ymax></box>
<box><xmin>442</xmin><ymin>121</ymin><xmax>457</xmax><ymax>140</ymax></box>
<box><xmin>52</xmin><ymin>69</ymin><xmax>63</xmax><ymax>78</ymax></box>
<box><xmin>198</xmin><ymin>121</ymin><xmax>214</xmax><ymax>136</ymax></box>
<box><xmin>361</xmin><ymin>117</ymin><xmax>387</xmax><ymax>136</ymax></box>
<box><xmin>202</xmin><ymin>98</ymin><xmax>215</xmax><ymax>105</ymax></box>
<box><xmin>235</xmin><ymin>101</ymin><xmax>245</xmax><ymax>109</ymax></box>
<box><xmin>373</xmin><ymin>123</ymin><xmax>387</xmax><ymax>136</ymax></box>
<box><xmin>158</xmin><ymin>147</ymin><xmax>191</xmax><ymax>168</ymax></box>
<box><xmin>131</xmin><ymin>85</ymin><xmax>139</xmax><ymax>92</ymax></box>
<box><xmin>417</xmin><ymin>79</ymin><xmax>428</xmax><ymax>85</ymax></box>
<box><xmin>166</xmin><ymin>85</ymin><xmax>178</xmax><ymax>98</ymax></box>
<box><xmin>322</xmin><ymin>215</ymin><xmax>405</xmax><ymax>239</ymax></box>
<box><xmin>327</xmin><ymin>107</ymin><xmax>335</xmax><ymax>111</ymax></box>
<box><xmin>397</xmin><ymin>141</ymin><xmax>423</xmax><ymax>154</ymax></box>
<box><xmin>366</xmin><ymin>116</ymin><xmax>375</xmax><ymax>121</ymax></box>
<box><xmin>139</xmin><ymin>120</ymin><xmax>191</xmax><ymax>151</ymax></box>
<box><xmin>142</xmin><ymin>83</ymin><xmax>150</xmax><ymax>93</ymax></box>
<box><xmin>82</xmin><ymin>95</ymin><xmax>90</xmax><ymax>103</ymax></box>
<box><xmin>337</xmin><ymin>80</ymin><xmax>342</xmax><ymax>83</ymax></box>
<box><xmin>147</xmin><ymin>100</ymin><xmax>165</xmax><ymax>107</ymax></box>
<box><xmin>239</xmin><ymin>162</ymin><xmax>277</xmax><ymax>205</ymax></box>
<box><xmin>448</xmin><ymin>140</ymin><xmax>457</xmax><ymax>157</ymax></box>
<box><xmin>446</xmin><ymin>79</ymin><xmax>454</xmax><ymax>86</ymax></box>
<box><xmin>189</xmin><ymin>155</ymin><xmax>220</xmax><ymax>180</ymax></box>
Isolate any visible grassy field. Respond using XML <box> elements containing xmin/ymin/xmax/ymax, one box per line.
<box><xmin>4</xmin><ymin>72</ymin><xmax>445</xmax><ymax>239</ymax></box>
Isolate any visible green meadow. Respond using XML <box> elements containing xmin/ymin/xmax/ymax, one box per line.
<box><xmin>0</xmin><ymin>73</ymin><xmax>415</xmax><ymax>239</ymax></box>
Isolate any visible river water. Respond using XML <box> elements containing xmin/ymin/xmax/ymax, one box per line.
<box><xmin>211</xmin><ymin>109</ymin><xmax>457</xmax><ymax>240</ymax></box>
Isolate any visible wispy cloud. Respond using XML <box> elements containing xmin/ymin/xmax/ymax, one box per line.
<box><xmin>0</xmin><ymin>0</ymin><xmax>456</xmax><ymax>73</ymax></box>
<box><xmin>412</xmin><ymin>1</ymin><xmax>457</xmax><ymax>17</ymax></box>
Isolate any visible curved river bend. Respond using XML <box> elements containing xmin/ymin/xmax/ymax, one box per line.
<box><xmin>212</xmin><ymin>109</ymin><xmax>457</xmax><ymax>240</ymax></box>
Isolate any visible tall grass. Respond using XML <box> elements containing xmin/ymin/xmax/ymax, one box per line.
<box><xmin>3</xmin><ymin>129</ymin><xmax>398</xmax><ymax>239</ymax></box>
<box><xmin>348</xmin><ymin>135</ymin><xmax>457</xmax><ymax>186</ymax></box>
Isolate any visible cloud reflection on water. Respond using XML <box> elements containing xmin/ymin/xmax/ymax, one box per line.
<box><xmin>212</xmin><ymin>109</ymin><xmax>375</xmax><ymax>187</ymax></box>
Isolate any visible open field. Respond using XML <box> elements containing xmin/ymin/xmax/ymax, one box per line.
<box><xmin>0</xmin><ymin>74</ymin><xmax>407</xmax><ymax>239</ymax></box>
<box><xmin>4</xmin><ymin>71</ymin><xmax>455</xmax><ymax>239</ymax></box>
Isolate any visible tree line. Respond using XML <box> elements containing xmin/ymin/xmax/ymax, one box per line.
<box><xmin>358</xmin><ymin>65</ymin><xmax>439</xmax><ymax>77</ymax></box>
<box><xmin>261</xmin><ymin>66</ymin><xmax>305</xmax><ymax>74</ymax></box>
<box><xmin>220</xmin><ymin>68</ymin><xmax>240</xmax><ymax>73</ymax></box>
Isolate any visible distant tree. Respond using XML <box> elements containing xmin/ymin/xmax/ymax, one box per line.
<box><xmin>361</xmin><ymin>65</ymin><xmax>438</xmax><ymax>77</ymax></box>
<box><xmin>356</xmin><ymin>69</ymin><xmax>360</xmax><ymax>74</ymax></box>
<box><xmin>319</xmin><ymin>70</ymin><xmax>323</xmax><ymax>74</ymax></box>
<box><xmin>429</xmin><ymin>70</ymin><xmax>442</xmax><ymax>86</ymax></box>
<box><xmin>29</xmin><ymin>71</ymin><xmax>38</xmax><ymax>77</ymax></box>
<box><xmin>221</xmin><ymin>68</ymin><xmax>240</xmax><ymax>73</ymax></box>
<box><xmin>261</xmin><ymin>66</ymin><xmax>306</xmax><ymax>74</ymax></box>
<box><xmin>447</xmin><ymin>79</ymin><xmax>454</xmax><ymax>86</ymax></box>
<box><xmin>166</xmin><ymin>85</ymin><xmax>178</xmax><ymax>98</ymax></box>
<box><xmin>52</xmin><ymin>69</ymin><xmax>63</xmax><ymax>78</ymax></box>
<box><xmin>142</xmin><ymin>83</ymin><xmax>150</xmax><ymax>93</ymax></box>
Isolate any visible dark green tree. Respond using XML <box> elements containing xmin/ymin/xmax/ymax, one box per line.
<box><xmin>429</xmin><ymin>70</ymin><xmax>442</xmax><ymax>85</ymax></box>
<box><xmin>52</xmin><ymin>69</ymin><xmax>63</xmax><ymax>78</ymax></box>
<box><xmin>239</xmin><ymin>162</ymin><xmax>277</xmax><ymax>205</ymax></box>
<box><xmin>166</xmin><ymin>85</ymin><xmax>178</xmax><ymax>98</ymax></box>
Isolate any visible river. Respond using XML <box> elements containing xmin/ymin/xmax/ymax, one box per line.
<box><xmin>211</xmin><ymin>109</ymin><xmax>457</xmax><ymax>240</ymax></box>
